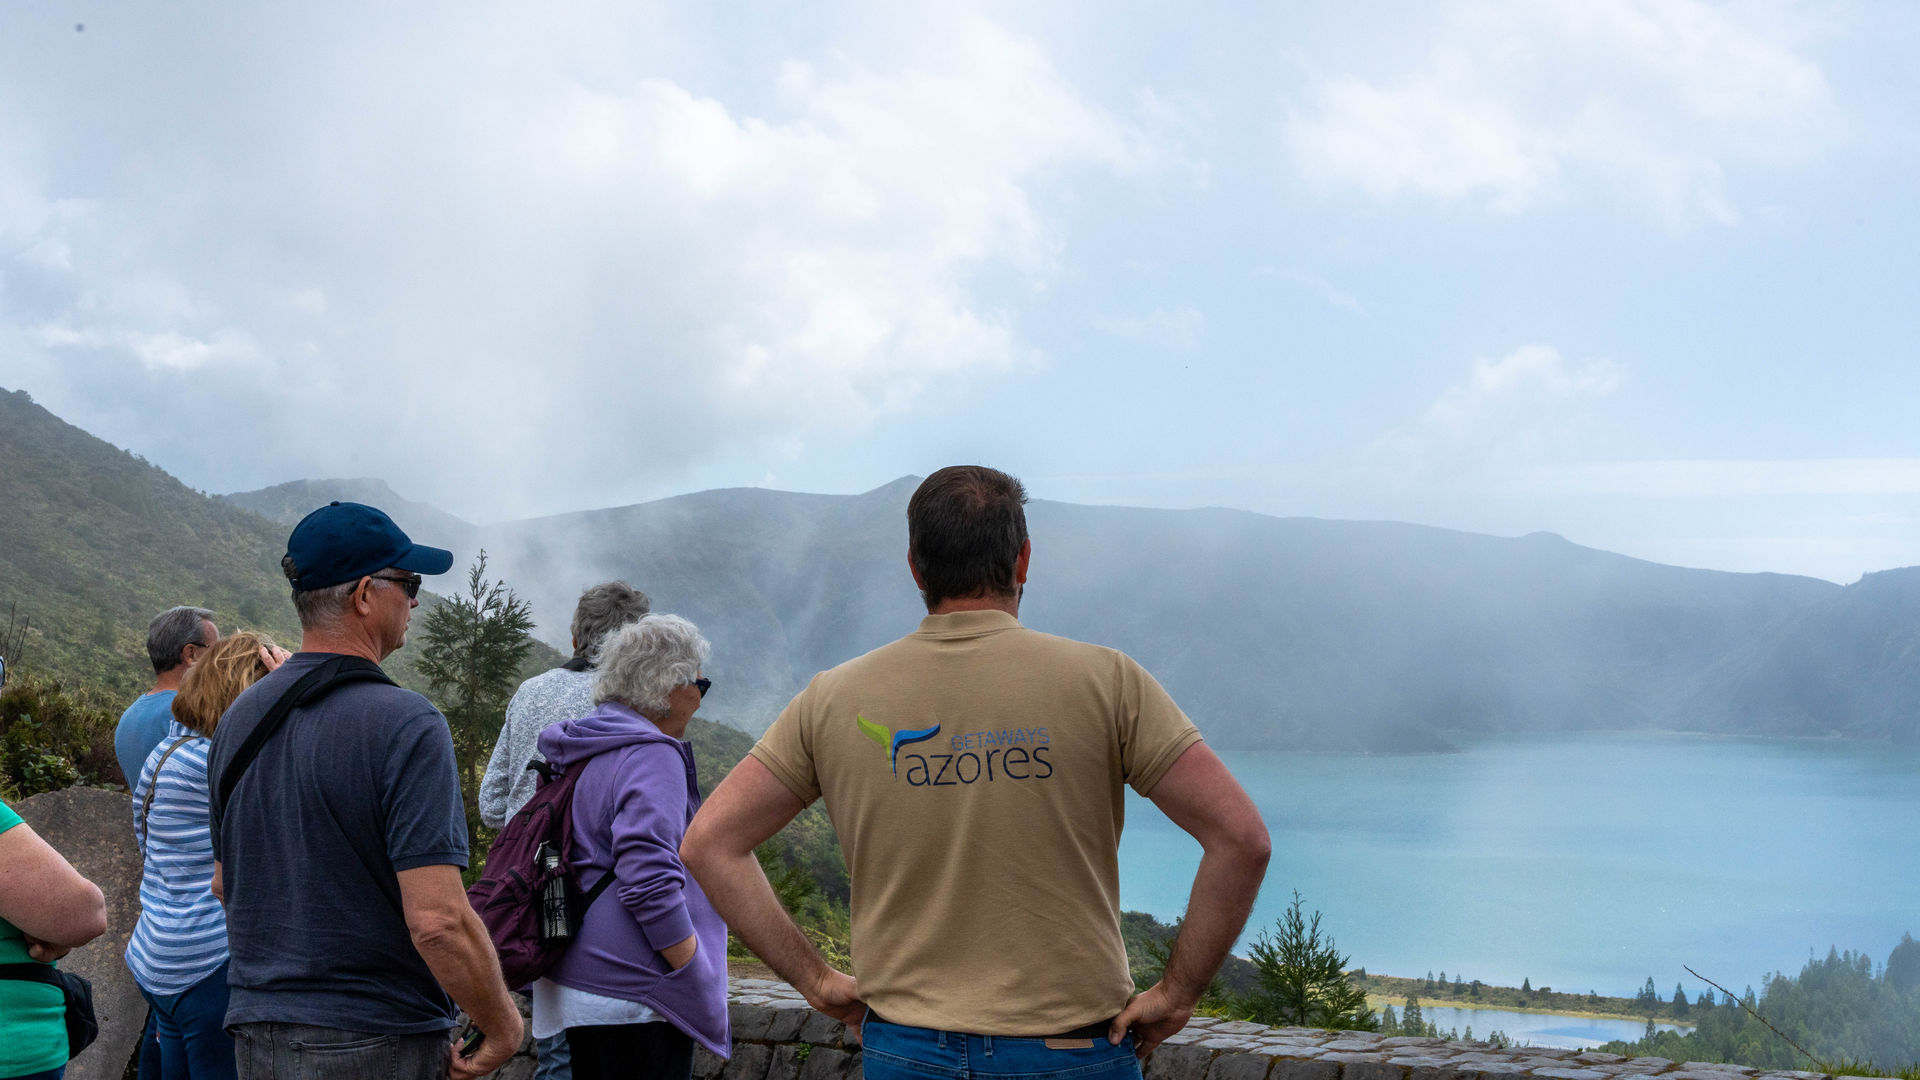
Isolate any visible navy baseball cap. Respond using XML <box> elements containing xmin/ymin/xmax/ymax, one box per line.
<box><xmin>281</xmin><ymin>501</ymin><xmax>455</xmax><ymax>591</ymax></box>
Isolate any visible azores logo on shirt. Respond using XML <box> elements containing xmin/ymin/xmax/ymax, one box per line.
<box><xmin>856</xmin><ymin>714</ymin><xmax>941</xmax><ymax>777</ymax></box>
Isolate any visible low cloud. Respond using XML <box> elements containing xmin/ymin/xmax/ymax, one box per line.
<box><xmin>1372</xmin><ymin>344</ymin><xmax>1625</xmax><ymax>480</ymax></box>
<box><xmin>1284</xmin><ymin>0</ymin><xmax>1842</xmax><ymax>224</ymax></box>
<box><xmin>0</xmin><ymin>6</ymin><xmax>1171</xmax><ymax>517</ymax></box>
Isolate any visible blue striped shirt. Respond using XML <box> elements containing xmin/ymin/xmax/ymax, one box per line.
<box><xmin>125</xmin><ymin>720</ymin><xmax>229</xmax><ymax>994</ymax></box>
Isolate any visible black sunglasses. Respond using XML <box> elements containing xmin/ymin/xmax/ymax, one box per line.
<box><xmin>692</xmin><ymin>677</ymin><xmax>712</xmax><ymax>699</ymax></box>
<box><xmin>369</xmin><ymin>572</ymin><xmax>423</xmax><ymax>599</ymax></box>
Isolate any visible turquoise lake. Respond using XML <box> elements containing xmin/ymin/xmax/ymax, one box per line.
<box><xmin>1117</xmin><ymin>733</ymin><xmax>1920</xmax><ymax>1003</ymax></box>
<box><xmin>1411</xmin><ymin>1006</ymin><xmax>1685</xmax><ymax>1050</ymax></box>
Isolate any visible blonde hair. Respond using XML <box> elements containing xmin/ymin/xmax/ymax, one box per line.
<box><xmin>172</xmin><ymin>631</ymin><xmax>278</xmax><ymax>736</ymax></box>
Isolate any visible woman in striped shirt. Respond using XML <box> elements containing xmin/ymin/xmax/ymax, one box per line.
<box><xmin>127</xmin><ymin>631</ymin><xmax>289</xmax><ymax>1080</ymax></box>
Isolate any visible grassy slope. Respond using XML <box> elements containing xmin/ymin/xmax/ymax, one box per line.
<box><xmin>0</xmin><ymin>386</ymin><xmax>561</xmax><ymax>701</ymax></box>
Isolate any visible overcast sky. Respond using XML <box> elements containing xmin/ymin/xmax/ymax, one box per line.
<box><xmin>3</xmin><ymin>1</ymin><xmax>1917</xmax><ymax>582</ymax></box>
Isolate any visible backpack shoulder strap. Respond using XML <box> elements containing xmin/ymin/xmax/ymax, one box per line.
<box><xmin>0</xmin><ymin>963</ymin><xmax>61</xmax><ymax>987</ymax></box>
<box><xmin>137</xmin><ymin>736</ymin><xmax>195</xmax><ymax>853</ymax></box>
<box><xmin>212</xmin><ymin>656</ymin><xmax>396</xmax><ymax>823</ymax></box>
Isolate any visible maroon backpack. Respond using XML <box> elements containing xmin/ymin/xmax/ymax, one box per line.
<box><xmin>466</xmin><ymin>759</ymin><xmax>616</xmax><ymax>988</ymax></box>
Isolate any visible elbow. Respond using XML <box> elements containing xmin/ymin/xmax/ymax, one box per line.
<box><xmin>679</xmin><ymin>822</ymin><xmax>715</xmax><ymax>881</ymax></box>
<box><xmin>71</xmin><ymin>882</ymin><xmax>108</xmax><ymax>945</ymax></box>
<box><xmin>406</xmin><ymin>907</ymin><xmax>467</xmax><ymax>956</ymax></box>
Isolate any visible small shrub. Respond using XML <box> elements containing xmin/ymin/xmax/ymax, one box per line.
<box><xmin>0</xmin><ymin>674</ymin><xmax>121</xmax><ymax>799</ymax></box>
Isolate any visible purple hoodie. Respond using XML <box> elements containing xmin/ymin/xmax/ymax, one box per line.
<box><xmin>537</xmin><ymin>702</ymin><xmax>731</xmax><ymax>1057</ymax></box>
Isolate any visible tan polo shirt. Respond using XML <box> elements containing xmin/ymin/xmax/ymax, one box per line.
<box><xmin>749</xmin><ymin>609</ymin><xmax>1203</xmax><ymax>1035</ymax></box>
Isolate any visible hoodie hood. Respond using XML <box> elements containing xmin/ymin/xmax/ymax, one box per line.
<box><xmin>537</xmin><ymin>700</ymin><xmax>682</xmax><ymax>767</ymax></box>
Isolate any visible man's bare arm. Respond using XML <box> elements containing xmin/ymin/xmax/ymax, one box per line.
<box><xmin>397</xmin><ymin>864</ymin><xmax>524</xmax><ymax>1080</ymax></box>
<box><xmin>682</xmin><ymin>757</ymin><xmax>863</xmax><ymax>1027</ymax></box>
<box><xmin>0</xmin><ymin>821</ymin><xmax>107</xmax><ymax>962</ymax></box>
<box><xmin>1111</xmin><ymin>743</ymin><xmax>1270</xmax><ymax>1057</ymax></box>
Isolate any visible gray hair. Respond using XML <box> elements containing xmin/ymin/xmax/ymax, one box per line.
<box><xmin>591</xmin><ymin>614</ymin><xmax>710</xmax><ymax>717</ymax></box>
<box><xmin>291</xmin><ymin>581</ymin><xmax>358</xmax><ymax>630</ymax></box>
<box><xmin>147</xmin><ymin>606</ymin><xmax>215</xmax><ymax>674</ymax></box>
<box><xmin>571</xmin><ymin>581</ymin><xmax>652</xmax><ymax>658</ymax></box>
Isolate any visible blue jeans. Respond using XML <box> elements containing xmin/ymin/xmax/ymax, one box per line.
<box><xmin>861</xmin><ymin>1016</ymin><xmax>1142</xmax><ymax>1080</ymax></box>
<box><xmin>533</xmin><ymin>1031</ymin><xmax>571</xmax><ymax>1080</ymax></box>
<box><xmin>139</xmin><ymin>963</ymin><xmax>238</xmax><ymax>1080</ymax></box>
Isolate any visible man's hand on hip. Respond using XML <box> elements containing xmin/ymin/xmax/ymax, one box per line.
<box><xmin>804</xmin><ymin>968</ymin><xmax>866</xmax><ymax>1042</ymax></box>
<box><xmin>1109</xmin><ymin>982</ymin><xmax>1194</xmax><ymax>1060</ymax></box>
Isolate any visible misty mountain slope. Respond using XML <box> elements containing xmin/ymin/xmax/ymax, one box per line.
<box><xmin>0</xmin><ymin>390</ymin><xmax>560</xmax><ymax>701</ymax></box>
<box><xmin>0</xmin><ymin>388</ymin><xmax>303</xmax><ymax>698</ymax></box>
<box><xmin>1680</xmin><ymin>567</ymin><xmax>1920</xmax><ymax>741</ymax></box>
<box><xmin>224</xmin><ymin>472</ymin><xmax>1913</xmax><ymax>750</ymax></box>
<box><xmin>219</xmin><ymin>477</ymin><xmax>476</xmax><ymax>553</ymax></box>
<box><xmin>1017</xmin><ymin>504</ymin><xmax>1840</xmax><ymax>749</ymax></box>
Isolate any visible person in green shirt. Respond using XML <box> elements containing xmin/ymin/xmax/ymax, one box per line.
<box><xmin>0</xmin><ymin>798</ymin><xmax>109</xmax><ymax>1080</ymax></box>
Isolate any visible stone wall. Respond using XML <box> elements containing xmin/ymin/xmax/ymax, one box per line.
<box><xmin>691</xmin><ymin>980</ymin><xmax>1860</xmax><ymax>1080</ymax></box>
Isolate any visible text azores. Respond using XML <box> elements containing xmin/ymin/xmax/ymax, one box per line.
<box><xmin>902</xmin><ymin>727</ymin><xmax>1052</xmax><ymax>787</ymax></box>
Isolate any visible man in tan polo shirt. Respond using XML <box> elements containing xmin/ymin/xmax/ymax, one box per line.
<box><xmin>683</xmin><ymin>466</ymin><xmax>1270</xmax><ymax>1080</ymax></box>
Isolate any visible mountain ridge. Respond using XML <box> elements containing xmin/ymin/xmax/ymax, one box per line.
<box><xmin>222</xmin><ymin>472</ymin><xmax>1914</xmax><ymax>751</ymax></box>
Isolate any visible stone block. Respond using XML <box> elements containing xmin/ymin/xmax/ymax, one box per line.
<box><xmin>1272</xmin><ymin>1060</ymin><xmax>1340</xmax><ymax>1080</ymax></box>
<box><xmin>1215</xmin><ymin>1022</ymin><xmax>1277</xmax><ymax>1035</ymax></box>
<box><xmin>1327</xmin><ymin>1040</ymin><xmax>1389</xmax><ymax>1052</ymax></box>
<box><xmin>1577</xmin><ymin>1055</ymin><xmax>1628</xmax><ymax>1065</ymax></box>
<box><xmin>1210</xmin><ymin>1052</ymin><xmax>1276</xmax><ymax>1080</ymax></box>
<box><xmin>724</xmin><ymin>1043</ymin><xmax>773</xmax><ymax>1080</ymax></box>
<box><xmin>1405</xmin><ymin>1061</ymin><xmax>1467</xmax><ymax>1080</ymax></box>
<box><xmin>1146</xmin><ymin>1043</ymin><xmax>1218</xmax><ymax>1080</ymax></box>
<box><xmin>1324</xmin><ymin>1054</ymin><xmax>1391</xmax><ymax>1065</ymax></box>
<box><xmin>1385</xmin><ymin>1038</ymin><xmax>1443</xmax><ymax>1048</ymax></box>
<box><xmin>766</xmin><ymin>1003</ymin><xmax>812</xmax><ymax>1042</ymax></box>
<box><xmin>1625</xmin><ymin>1061</ymin><xmax>1673</xmax><ymax>1070</ymax></box>
<box><xmin>694</xmin><ymin>1046</ymin><xmax>729</xmax><ymax>1079</ymax></box>
<box><xmin>767</xmin><ymin>1045</ymin><xmax>804</xmax><ymax>1080</ymax></box>
<box><xmin>1681</xmin><ymin>1066</ymin><xmax>1752</xmax><ymax>1075</ymax></box>
<box><xmin>1533</xmin><ymin>1069</ymin><xmax>1611</xmax><ymax>1080</ymax></box>
<box><xmin>799</xmin><ymin>1012</ymin><xmax>848</xmax><ymax>1047</ymax></box>
<box><xmin>732</xmin><ymin>1003</ymin><xmax>776</xmax><ymax>1042</ymax></box>
<box><xmin>1451</xmin><ymin>1053</ymin><xmax>1528</xmax><ymax>1068</ymax></box>
<box><xmin>1342</xmin><ymin>1060</ymin><xmax>1407</xmax><ymax>1080</ymax></box>
<box><xmin>16</xmin><ymin>789</ymin><xmax>146</xmax><ymax>1080</ymax></box>
<box><xmin>799</xmin><ymin>1048</ymin><xmax>856</xmax><ymax>1080</ymax></box>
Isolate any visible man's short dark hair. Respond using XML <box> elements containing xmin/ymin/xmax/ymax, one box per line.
<box><xmin>571</xmin><ymin>581</ymin><xmax>652</xmax><ymax>658</ymax></box>
<box><xmin>907</xmin><ymin>466</ymin><xmax>1029</xmax><ymax>611</ymax></box>
<box><xmin>147</xmin><ymin>606</ymin><xmax>214</xmax><ymax>674</ymax></box>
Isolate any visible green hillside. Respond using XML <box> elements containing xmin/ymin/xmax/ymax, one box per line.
<box><xmin>0</xmin><ymin>387</ymin><xmax>561</xmax><ymax>703</ymax></box>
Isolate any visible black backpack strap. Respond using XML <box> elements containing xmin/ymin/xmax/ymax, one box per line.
<box><xmin>579</xmin><ymin>870</ymin><xmax>615</xmax><ymax>912</ymax></box>
<box><xmin>0</xmin><ymin>962</ymin><xmax>60</xmax><ymax>987</ymax></box>
<box><xmin>212</xmin><ymin>655</ymin><xmax>396</xmax><ymax>823</ymax></box>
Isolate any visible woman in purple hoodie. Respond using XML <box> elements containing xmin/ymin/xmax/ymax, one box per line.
<box><xmin>533</xmin><ymin>614</ymin><xmax>731</xmax><ymax>1078</ymax></box>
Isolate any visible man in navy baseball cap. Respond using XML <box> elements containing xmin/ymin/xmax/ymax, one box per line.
<box><xmin>210</xmin><ymin>504</ymin><xmax>525</xmax><ymax>1075</ymax></box>
<box><xmin>282</xmin><ymin>500</ymin><xmax>455</xmax><ymax>592</ymax></box>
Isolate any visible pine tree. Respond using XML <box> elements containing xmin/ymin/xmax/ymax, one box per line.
<box><xmin>416</xmin><ymin>552</ymin><xmax>535</xmax><ymax>849</ymax></box>
<box><xmin>1671</xmin><ymin>983</ymin><xmax>1689</xmax><ymax>1017</ymax></box>
<box><xmin>1521</xmin><ymin>977</ymin><xmax>1532</xmax><ymax>994</ymax></box>
<box><xmin>1244</xmin><ymin>890</ymin><xmax>1377</xmax><ymax>1031</ymax></box>
<box><xmin>1403</xmin><ymin>994</ymin><xmax>1423</xmax><ymax>1032</ymax></box>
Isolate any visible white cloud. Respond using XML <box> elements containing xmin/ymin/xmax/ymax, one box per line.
<box><xmin>0</xmin><ymin>5</ymin><xmax>1169</xmax><ymax>516</ymax></box>
<box><xmin>1285</xmin><ymin>0</ymin><xmax>1842</xmax><ymax>224</ymax></box>
<box><xmin>1372</xmin><ymin>344</ymin><xmax>1624</xmax><ymax>479</ymax></box>
<box><xmin>1092</xmin><ymin>304</ymin><xmax>1206</xmax><ymax>350</ymax></box>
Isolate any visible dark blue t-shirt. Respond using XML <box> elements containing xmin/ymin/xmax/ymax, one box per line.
<box><xmin>207</xmin><ymin>652</ymin><xmax>468</xmax><ymax>1034</ymax></box>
